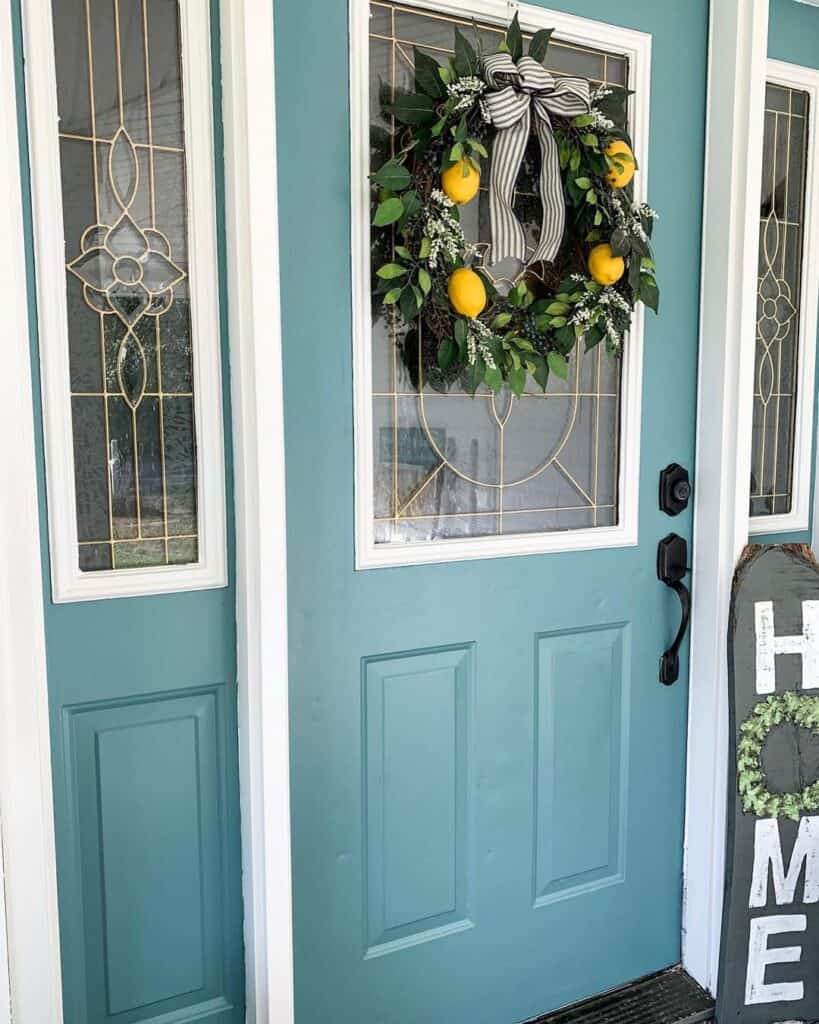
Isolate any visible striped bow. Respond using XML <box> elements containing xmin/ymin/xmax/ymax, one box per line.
<box><xmin>482</xmin><ymin>53</ymin><xmax>590</xmax><ymax>265</ymax></box>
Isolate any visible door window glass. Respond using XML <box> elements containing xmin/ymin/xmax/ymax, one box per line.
<box><xmin>750</xmin><ymin>81</ymin><xmax>811</xmax><ymax>521</ymax></box>
<box><xmin>368</xmin><ymin>3</ymin><xmax>629</xmax><ymax>547</ymax></box>
<box><xmin>53</xmin><ymin>0</ymin><xmax>197</xmax><ymax>571</ymax></box>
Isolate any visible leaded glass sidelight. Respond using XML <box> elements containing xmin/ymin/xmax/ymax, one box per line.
<box><xmin>368</xmin><ymin>3</ymin><xmax>630</xmax><ymax>548</ymax></box>
<box><xmin>52</xmin><ymin>0</ymin><xmax>199</xmax><ymax>572</ymax></box>
<box><xmin>750</xmin><ymin>82</ymin><xmax>811</xmax><ymax>521</ymax></box>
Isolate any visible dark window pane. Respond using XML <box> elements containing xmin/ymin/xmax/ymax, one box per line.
<box><xmin>53</xmin><ymin>0</ymin><xmax>200</xmax><ymax>571</ymax></box>
<box><xmin>750</xmin><ymin>84</ymin><xmax>810</xmax><ymax>520</ymax></box>
<box><xmin>369</xmin><ymin>2</ymin><xmax>627</xmax><ymax>545</ymax></box>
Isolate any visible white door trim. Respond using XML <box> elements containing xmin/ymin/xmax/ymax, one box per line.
<box><xmin>220</xmin><ymin>0</ymin><xmax>295</xmax><ymax>1021</ymax></box>
<box><xmin>0</xmin><ymin>0</ymin><xmax>64</xmax><ymax>1018</ymax></box>
<box><xmin>682</xmin><ymin>0</ymin><xmax>769</xmax><ymax>995</ymax></box>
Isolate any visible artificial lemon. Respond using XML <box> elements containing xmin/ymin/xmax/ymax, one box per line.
<box><xmin>448</xmin><ymin>267</ymin><xmax>487</xmax><ymax>318</ymax></box>
<box><xmin>605</xmin><ymin>140</ymin><xmax>635</xmax><ymax>189</ymax></box>
<box><xmin>588</xmin><ymin>243</ymin><xmax>625</xmax><ymax>286</ymax></box>
<box><xmin>441</xmin><ymin>159</ymin><xmax>480</xmax><ymax>205</ymax></box>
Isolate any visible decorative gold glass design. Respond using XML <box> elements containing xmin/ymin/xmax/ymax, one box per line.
<box><xmin>750</xmin><ymin>82</ymin><xmax>811</xmax><ymax>518</ymax></box>
<box><xmin>369</xmin><ymin>2</ymin><xmax>629</xmax><ymax>544</ymax></box>
<box><xmin>52</xmin><ymin>0</ymin><xmax>199</xmax><ymax>571</ymax></box>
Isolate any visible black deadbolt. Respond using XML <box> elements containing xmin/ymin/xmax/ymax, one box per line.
<box><xmin>659</xmin><ymin>463</ymin><xmax>691</xmax><ymax>516</ymax></box>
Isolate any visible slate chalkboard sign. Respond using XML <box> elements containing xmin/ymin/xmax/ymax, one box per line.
<box><xmin>718</xmin><ymin>545</ymin><xmax>819</xmax><ymax>1024</ymax></box>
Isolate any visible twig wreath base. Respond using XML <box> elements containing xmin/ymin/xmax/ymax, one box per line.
<box><xmin>737</xmin><ymin>690</ymin><xmax>819</xmax><ymax>821</ymax></box>
<box><xmin>370</xmin><ymin>13</ymin><xmax>660</xmax><ymax>396</ymax></box>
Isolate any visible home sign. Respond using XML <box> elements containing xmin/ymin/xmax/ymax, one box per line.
<box><xmin>718</xmin><ymin>545</ymin><xmax>819</xmax><ymax>1023</ymax></box>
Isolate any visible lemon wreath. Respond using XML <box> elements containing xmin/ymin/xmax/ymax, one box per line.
<box><xmin>371</xmin><ymin>14</ymin><xmax>659</xmax><ymax>394</ymax></box>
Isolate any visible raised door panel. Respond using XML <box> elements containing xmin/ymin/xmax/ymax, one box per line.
<box><xmin>65</xmin><ymin>688</ymin><xmax>236</xmax><ymax>1023</ymax></box>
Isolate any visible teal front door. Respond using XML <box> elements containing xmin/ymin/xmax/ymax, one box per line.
<box><xmin>16</xmin><ymin>0</ymin><xmax>245</xmax><ymax>1021</ymax></box>
<box><xmin>280</xmin><ymin>0</ymin><xmax>707</xmax><ymax>1021</ymax></box>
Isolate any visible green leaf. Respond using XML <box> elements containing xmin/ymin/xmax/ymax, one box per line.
<box><xmin>373</xmin><ymin>197</ymin><xmax>404</xmax><ymax>226</ymax></box>
<box><xmin>508</xmin><ymin>364</ymin><xmax>526</xmax><ymax>396</ymax></box>
<box><xmin>394</xmin><ymin>245</ymin><xmax>412</xmax><ymax>260</ymax></box>
<box><xmin>628</xmin><ymin>255</ymin><xmax>642</xmax><ymax>293</ymax></box>
<box><xmin>454</xmin><ymin>318</ymin><xmax>469</xmax><ymax>347</ymax></box>
<box><xmin>609</xmin><ymin>228</ymin><xmax>630</xmax><ymax>257</ymax></box>
<box><xmin>584</xmin><ymin>325</ymin><xmax>603</xmax><ymax>351</ymax></box>
<box><xmin>431</xmin><ymin>118</ymin><xmax>446</xmax><ymax>137</ymax></box>
<box><xmin>639</xmin><ymin>274</ymin><xmax>660</xmax><ymax>313</ymax></box>
<box><xmin>438</xmin><ymin>336</ymin><xmax>458</xmax><ymax>369</ymax></box>
<box><xmin>492</xmin><ymin>312</ymin><xmax>513</xmax><ymax>329</ymax></box>
<box><xmin>418</xmin><ymin>268</ymin><xmax>432</xmax><ymax>295</ymax></box>
<box><xmin>484</xmin><ymin>365</ymin><xmax>503</xmax><ymax>391</ymax></box>
<box><xmin>453</xmin><ymin>26</ymin><xmax>478</xmax><ymax>76</ymax></box>
<box><xmin>465</xmin><ymin>355</ymin><xmax>486</xmax><ymax>394</ymax></box>
<box><xmin>506</xmin><ymin>12</ymin><xmax>523</xmax><ymax>60</ymax></box>
<box><xmin>377</xmin><ymin>263</ymin><xmax>408</xmax><ymax>279</ymax></box>
<box><xmin>384</xmin><ymin>93</ymin><xmax>436</xmax><ymax>125</ymax></box>
<box><xmin>585</xmin><ymin>189</ymin><xmax>597</xmax><ymax>205</ymax></box>
<box><xmin>550</xmin><ymin>316</ymin><xmax>567</xmax><ymax>328</ymax></box>
<box><xmin>546</xmin><ymin>301</ymin><xmax>569</xmax><ymax>314</ymax></box>
<box><xmin>399</xmin><ymin>285</ymin><xmax>419</xmax><ymax>321</ymax></box>
<box><xmin>383</xmin><ymin>287</ymin><xmax>402</xmax><ymax>304</ymax></box>
<box><xmin>455</xmin><ymin>116</ymin><xmax>468</xmax><ymax>143</ymax></box>
<box><xmin>580</xmin><ymin>133</ymin><xmax>600</xmax><ymax>148</ymax></box>
<box><xmin>371</xmin><ymin>159</ymin><xmax>411</xmax><ymax>192</ymax></box>
<box><xmin>439</xmin><ymin>65</ymin><xmax>452</xmax><ymax>86</ymax></box>
<box><xmin>414</xmin><ymin>47</ymin><xmax>446</xmax><ymax>99</ymax></box>
<box><xmin>528</xmin><ymin>27</ymin><xmax>553</xmax><ymax>63</ymax></box>
<box><xmin>571</xmin><ymin>113</ymin><xmax>596</xmax><ymax>128</ymax></box>
<box><xmin>450</xmin><ymin>142</ymin><xmax>464</xmax><ymax>162</ymax></box>
<box><xmin>532</xmin><ymin>354</ymin><xmax>549</xmax><ymax>390</ymax></box>
<box><xmin>419</xmin><ymin>236</ymin><xmax>431</xmax><ymax>259</ymax></box>
<box><xmin>554</xmin><ymin>325</ymin><xmax>575</xmax><ymax>353</ymax></box>
<box><xmin>570</xmin><ymin>148</ymin><xmax>581</xmax><ymax>172</ymax></box>
<box><xmin>593</xmin><ymin>209</ymin><xmax>602</xmax><ymax>226</ymax></box>
<box><xmin>400</xmin><ymin>190</ymin><xmax>421</xmax><ymax>220</ymax></box>
<box><xmin>547</xmin><ymin>351</ymin><xmax>569</xmax><ymax>380</ymax></box>
<box><xmin>469</xmin><ymin>139</ymin><xmax>489</xmax><ymax>158</ymax></box>
<box><xmin>574</xmin><ymin>176</ymin><xmax>591</xmax><ymax>189</ymax></box>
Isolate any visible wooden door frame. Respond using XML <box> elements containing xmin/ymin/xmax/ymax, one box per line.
<box><xmin>0</xmin><ymin>0</ymin><xmax>770</xmax><ymax>1020</ymax></box>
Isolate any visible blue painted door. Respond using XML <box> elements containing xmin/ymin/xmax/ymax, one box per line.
<box><xmin>14</xmin><ymin>0</ymin><xmax>245</xmax><ymax>1021</ymax></box>
<box><xmin>279</xmin><ymin>0</ymin><xmax>707</xmax><ymax>1021</ymax></box>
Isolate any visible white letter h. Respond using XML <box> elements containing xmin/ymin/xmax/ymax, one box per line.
<box><xmin>755</xmin><ymin>600</ymin><xmax>819</xmax><ymax>695</ymax></box>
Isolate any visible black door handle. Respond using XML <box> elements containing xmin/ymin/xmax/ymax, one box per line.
<box><xmin>657</xmin><ymin>533</ymin><xmax>691</xmax><ymax>685</ymax></box>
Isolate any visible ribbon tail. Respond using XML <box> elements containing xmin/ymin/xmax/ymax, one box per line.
<box><xmin>488</xmin><ymin>109</ymin><xmax>530</xmax><ymax>265</ymax></box>
<box><xmin>531</xmin><ymin>114</ymin><xmax>564</xmax><ymax>264</ymax></box>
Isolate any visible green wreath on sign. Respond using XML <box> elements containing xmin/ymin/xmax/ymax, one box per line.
<box><xmin>737</xmin><ymin>690</ymin><xmax>819</xmax><ymax>821</ymax></box>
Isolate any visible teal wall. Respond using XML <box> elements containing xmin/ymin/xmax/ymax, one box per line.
<box><xmin>754</xmin><ymin>0</ymin><xmax>819</xmax><ymax>545</ymax></box>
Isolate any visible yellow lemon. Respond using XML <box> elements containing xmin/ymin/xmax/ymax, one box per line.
<box><xmin>605</xmin><ymin>140</ymin><xmax>635</xmax><ymax>189</ymax></box>
<box><xmin>448</xmin><ymin>268</ymin><xmax>487</xmax><ymax>318</ymax></box>
<box><xmin>588</xmin><ymin>243</ymin><xmax>625</xmax><ymax>286</ymax></box>
<box><xmin>441</xmin><ymin>159</ymin><xmax>480</xmax><ymax>205</ymax></box>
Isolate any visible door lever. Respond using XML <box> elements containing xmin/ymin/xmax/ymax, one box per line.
<box><xmin>657</xmin><ymin>533</ymin><xmax>691</xmax><ymax>685</ymax></box>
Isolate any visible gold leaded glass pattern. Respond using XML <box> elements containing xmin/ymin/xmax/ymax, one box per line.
<box><xmin>369</xmin><ymin>3</ymin><xmax>630</xmax><ymax>545</ymax></box>
<box><xmin>750</xmin><ymin>82</ymin><xmax>811</xmax><ymax>518</ymax></box>
<box><xmin>52</xmin><ymin>0</ymin><xmax>198</xmax><ymax>571</ymax></box>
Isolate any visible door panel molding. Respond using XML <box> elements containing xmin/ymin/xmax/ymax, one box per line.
<box><xmin>351</xmin><ymin>0</ymin><xmax>651</xmax><ymax>569</ymax></box>
<box><xmin>684</xmin><ymin>0</ymin><xmax>769</xmax><ymax>996</ymax></box>
<box><xmin>0</xmin><ymin>0</ymin><xmax>64</xmax><ymax>1018</ymax></box>
<box><xmin>23</xmin><ymin>0</ymin><xmax>227</xmax><ymax>603</ymax></box>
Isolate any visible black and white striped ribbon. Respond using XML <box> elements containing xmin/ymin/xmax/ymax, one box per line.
<box><xmin>482</xmin><ymin>53</ymin><xmax>590</xmax><ymax>265</ymax></box>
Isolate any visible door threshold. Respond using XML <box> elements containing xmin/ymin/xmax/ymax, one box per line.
<box><xmin>525</xmin><ymin>967</ymin><xmax>715</xmax><ymax>1024</ymax></box>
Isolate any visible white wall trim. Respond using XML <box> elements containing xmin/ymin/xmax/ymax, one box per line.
<box><xmin>682</xmin><ymin>0</ymin><xmax>769</xmax><ymax>995</ymax></box>
<box><xmin>0</xmin><ymin>832</ymin><xmax>11</xmax><ymax>1024</ymax></box>
<box><xmin>23</xmin><ymin>0</ymin><xmax>227</xmax><ymax>603</ymax></box>
<box><xmin>750</xmin><ymin>58</ymin><xmax>819</xmax><ymax>537</ymax></box>
<box><xmin>220</xmin><ymin>0</ymin><xmax>295</xmax><ymax>1022</ymax></box>
<box><xmin>351</xmin><ymin>0</ymin><xmax>651</xmax><ymax>570</ymax></box>
<box><xmin>0</xmin><ymin>0</ymin><xmax>64</xmax><ymax>1017</ymax></box>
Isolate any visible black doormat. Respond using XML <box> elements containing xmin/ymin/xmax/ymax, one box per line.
<box><xmin>526</xmin><ymin>967</ymin><xmax>715</xmax><ymax>1024</ymax></box>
